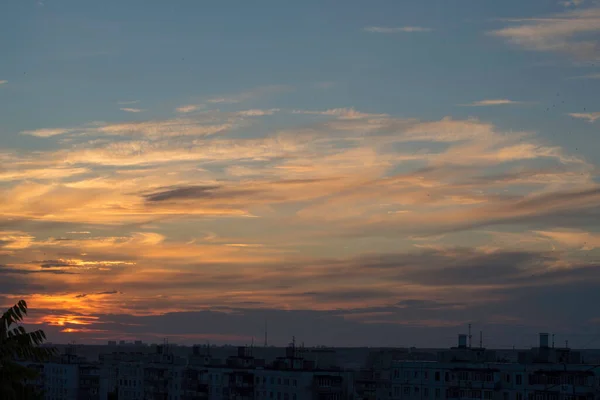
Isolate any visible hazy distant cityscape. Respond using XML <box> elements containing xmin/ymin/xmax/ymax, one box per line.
<box><xmin>19</xmin><ymin>331</ymin><xmax>600</xmax><ymax>399</ymax></box>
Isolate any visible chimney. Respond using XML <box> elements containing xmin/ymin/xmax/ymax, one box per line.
<box><xmin>458</xmin><ymin>334</ymin><xmax>468</xmax><ymax>348</ymax></box>
<box><xmin>539</xmin><ymin>333</ymin><xmax>549</xmax><ymax>348</ymax></box>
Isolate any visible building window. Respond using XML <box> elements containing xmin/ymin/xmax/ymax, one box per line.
<box><xmin>505</xmin><ymin>374</ymin><xmax>511</xmax><ymax>383</ymax></box>
<box><xmin>435</xmin><ymin>388</ymin><xmax>441</xmax><ymax>398</ymax></box>
<box><xmin>424</xmin><ymin>388</ymin><xmax>429</xmax><ymax>397</ymax></box>
<box><xmin>435</xmin><ymin>372</ymin><xmax>440</xmax><ymax>381</ymax></box>
<box><xmin>414</xmin><ymin>371</ymin><xmax>419</xmax><ymax>378</ymax></box>
<box><xmin>404</xmin><ymin>386</ymin><xmax>411</xmax><ymax>395</ymax></box>
<box><xmin>484</xmin><ymin>391</ymin><xmax>493</xmax><ymax>399</ymax></box>
<box><xmin>445</xmin><ymin>372</ymin><xmax>449</xmax><ymax>382</ymax></box>
<box><xmin>516</xmin><ymin>375</ymin><xmax>522</xmax><ymax>385</ymax></box>
<box><xmin>516</xmin><ymin>393</ymin><xmax>523</xmax><ymax>400</ymax></box>
<box><xmin>424</xmin><ymin>371</ymin><xmax>428</xmax><ymax>379</ymax></box>
<box><xmin>504</xmin><ymin>392</ymin><xmax>509</xmax><ymax>400</ymax></box>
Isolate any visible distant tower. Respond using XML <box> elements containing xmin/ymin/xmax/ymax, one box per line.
<box><xmin>264</xmin><ymin>320</ymin><xmax>268</xmax><ymax>347</ymax></box>
<box><xmin>468</xmin><ymin>324</ymin><xmax>472</xmax><ymax>348</ymax></box>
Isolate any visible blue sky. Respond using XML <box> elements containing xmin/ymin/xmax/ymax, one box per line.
<box><xmin>1</xmin><ymin>0</ymin><xmax>600</xmax><ymax>347</ymax></box>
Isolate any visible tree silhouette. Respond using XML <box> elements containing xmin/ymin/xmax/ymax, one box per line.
<box><xmin>0</xmin><ymin>300</ymin><xmax>56</xmax><ymax>399</ymax></box>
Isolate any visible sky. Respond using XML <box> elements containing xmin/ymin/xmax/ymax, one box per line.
<box><xmin>1</xmin><ymin>0</ymin><xmax>600</xmax><ymax>349</ymax></box>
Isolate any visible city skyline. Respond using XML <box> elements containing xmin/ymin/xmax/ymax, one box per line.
<box><xmin>1</xmin><ymin>0</ymin><xmax>600</xmax><ymax>347</ymax></box>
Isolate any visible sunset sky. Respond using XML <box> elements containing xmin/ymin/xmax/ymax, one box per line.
<box><xmin>1</xmin><ymin>0</ymin><xmax>600</xmax><ymax>348</ymax></box>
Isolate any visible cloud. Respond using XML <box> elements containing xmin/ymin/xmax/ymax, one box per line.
<box><xmin>23</xmin><ymin>110</ymin><xmax>274</xmax><ymax>141</ymax></box>
<box><xmin>235</xmin><ymin>109</ymin><xmax>280</xmax><ymax>117</ymax></box>
<box><xmin>0</xmin><ymin>265</ymin><xmax>76</xmax><ymax>275</ymax></box>
<box><xmin>490</xmin><ymin>6</ymin><xmax>600</xmax><ymax>60</ymax></box>
<box><xmin>364</xmin><ymin>26</ymin><xmax>432</xmax><ymax>33</ymax></box>
<box><xmin>461</xmin><ymin>99</ymin><xmax>524</xmax><ymax>106</ymax></box>
<box><xmin>176</xmin><ymin>104</ymin><xmax>203</xmax><ymax>113</ymax></box>
<box><xmin>206</xmin><ymin>85</ymin><xmax>290</xmax><ymax>104</ymax></box>
<box><xmin>569</xmin><ymin>73</ymin><xmax>600</xmax><ymax>79</ymax></box>
<box><xmin>0</xmin><ymin>80</ymin><xmax>7</xmax><ymax>85</ymax></box>
<box><xmin>2</xmin><ymin>102</ymin><xmax>599</xmax><ymax>346</ymax></box>
<box><xmin>20</xmin><ymin>128</ymin><xmax>72</xmax><ymax>137</ymax></box>
<box><xmin>94</xmin><ymin>119</ymin><xmax>234</xmax><ymax>138</ymax></box>
<box><xmin>293</xmin><ymin>107</ymin><xmax>388</xmax><ymax>119</ymax></box>
<box><xmin>76</xmin><ymin>290</ymin><xmax>120</xmax><ymax>299</ymax></box>
<box><xmin>534</xmin><ymin>229</ymin><xmax>600</xmax><ymax>250</ymax></box>
<box><xmin>0</xmin><ymin>231</ymin><xmax>35</xmax><ymax>250</ymax></box>
<box><xmin>37</xmin><ymin>258</ymin><xmax>135</xmax><ymax>270</ymax></box>
<box><xmin>569</xmin><ymin>112</ymin><xmax>600</xmax><ymax>122</ymax></box>
<box><xmin>0</xmin><ymin>167</ymin><xmax>88</xmax><ymax>182</ymax></box>
<box><xmin>560</xmin><ymin>0</ymin><xmax>586</xmax><ymax>7</ymax></box>
<box><xmin>142</xmin><ymin>185</ymin><xmax>259</xmax><ymax>203</ymax></box>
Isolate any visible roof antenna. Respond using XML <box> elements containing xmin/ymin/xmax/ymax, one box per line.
<box><xmin>264</xmin><ymin>319</ymin><xmax>268</xmax><ymax>347</ymax></box>
<box><xmin>468</xmin><ymin>323</ymin><xmax>472</xmax><ymax>348</ymax></box>
<box><xmin>479</xmin><ymin>331</ymin><xmax>483</xmax><ymax>348</ymax></box>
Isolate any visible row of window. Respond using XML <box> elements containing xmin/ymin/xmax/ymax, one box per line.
<box><xmin>256</xmin><ymin>391</ymin><xmax>299</xmax><ymax>400</ymax></box>
<box><xmin>394</xmin><ymin>370</ymin><xmax>528</xmax><ymax>385</ymax></box>
<box><xmin>255</xmin><ymin>376</ymin><xmax>299</xmax><ymax>386</ymax></box>
<box><xmin>390</xmin><ymin>387</ymin><xmax>588</xmax><ymax>400</ymax></box>
<box><xmin>394</xmin><ymin>369</ymin><xmax>596</xmax><ymax>388</ymax></box>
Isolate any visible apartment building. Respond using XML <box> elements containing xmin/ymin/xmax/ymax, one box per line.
<box><xmin>21</xmin><ymin>347</ymin><xmax>103</xmax><ymax>400</ymax></box>
<box><xmin>186</xmin><ymin>342</ymin><xmax>354</xmax><ymax>400</ymax></box>
<box><xmin>388</xmin><ymin>334</ymin><xmax>600</xmax><ymax>400</ymax></box>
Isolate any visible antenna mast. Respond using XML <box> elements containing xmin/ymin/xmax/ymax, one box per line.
<box><xmin>264</xmin><ymin>320</ymin><xmax>268</xmax><ymax>347</ymax></box>
<box><xmin>468</xmin><ymin>324</ymin><xmax>472</xmax><ymax>348</ymax></box>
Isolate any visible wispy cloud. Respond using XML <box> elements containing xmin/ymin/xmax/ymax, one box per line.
<box><xmin>491</xmin><ymin>6</ymin><xmax>600</xmax><ymax>60</ymax></box>
<box><xmin>235</xmin><ymin>109</ymin><xmax>280</xmax><ymax>117</ymax></box>
<box><xmin>569</xmin><ymin>111</ymin><xmax>600</xmax><ymax>122</ymax></box>
<box><xmin>461</xmin><ymin>99</ymin><xmax>524</xmax><ymax>107</ymax></box>
<box><xmin>176</xmin><ymin>104</ymin><xmax>204</xmax><ymax>113</ymax></box>
<box><xmin>206</xmin><ymin>85</ymin><xmax>291</xmax><ymax>104</ymax></box>
<box><xmin>95</xmin><ymin>119</ymin><xmax>233</xmax><ymax>138</ymax></box>
<box><xmin>23</xmin><ymin>119</ymin><xmax>236</xmax><ymax>140</ymax></box>
<box><xmin>293</xmin><ymin>107</ymin><xmax>388</xmax><ymax>119</ymax></box>
<box><xmin>20</xmin><ymin>128</ymin><xmax>72</xmax><ymax>137</ymax></box>
<box><xmin>3</xmin><ymin>102</ymin><xmax>599</xmax><ymax>344</ymax></box>
<box><xmin>0</xmin><ymin>80</ymin><xmax>7</xmax><ymax>85</ymax></box>
<box><xmin>364</xmin><ymin>26</ymin><xmax>432</xmax><ymax>33</ymax></box>
<box><xmin>560</xmin><ymin>0</ymin><xmax>586</xmax><ymax>7</ymax></box>
<box><xmin>120</xmin><ymin>108</ymin><xmax>144</xmax><ymax>113</ymax></box>
<box><xmin>568</xmin><ymin>73</ymin><xmax>600</xmax><ymax>79</ymax></box>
